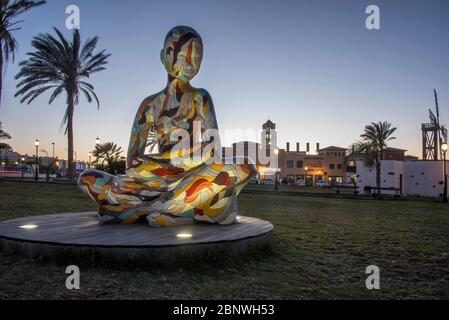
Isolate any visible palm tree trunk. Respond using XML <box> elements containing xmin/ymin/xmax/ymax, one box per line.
<box><xmin>376</xmin><ymin>160</ymin><xmax>381</xmax><ymax>197</ymax></box>
<box><xmin>0</xmin><ymin>46</ymin><xmax>3</xmax><ymax>108</ymax></box>
<box><xmin>67</xmin><ymin>94</ymin><xmax>75</xmax><ymax>180</ymax></box>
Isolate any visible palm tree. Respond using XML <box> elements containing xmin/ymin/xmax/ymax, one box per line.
<box><xmin>0</xmin><ymin>0</ymin><xmax>46</xmax><ymax>108</ymax></box>
<box><xmin>350</xmin><ymin>121</ymin><xmax>397</xmax><ymax>197</ymax></box>
<box><xmin>92</xmin><ymin>142</ymin><xmax>122</xmax><ymax>174</ymax></box>
<box><xmin>14</xmin><ymin>27</ymin><xmax>110</xmax><ymax>180</ymax></box>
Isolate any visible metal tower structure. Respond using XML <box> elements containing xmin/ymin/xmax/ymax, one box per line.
<box><xmin>422</xmin><ymin>89</ymin><xmax>447</xmax><ymax>160</ymax></box>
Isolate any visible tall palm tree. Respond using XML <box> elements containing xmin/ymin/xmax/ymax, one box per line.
<box><xmin>0</xmin><ymin>0</ymin><xmax>46</xmax><ymax>108</ymax></box>
<box><xmin>14</xmin><ymin>27</ymin><xmax>110</xmax><ymax>180</ymax></box>
<box><xmin>92</xmin><ymin>142</ymin><xmax>122</xmax><ymax>173</ymax></box>
<box><xmin>350</xmin><ymin>121</ymin><xmax>397</xmax><ymax>196</ymax></box>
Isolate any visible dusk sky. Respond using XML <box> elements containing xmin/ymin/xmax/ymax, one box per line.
<box><xmin>1</xmin><ymin>0</ymin><xmax>449</xmax><ymax>161</ymax></box>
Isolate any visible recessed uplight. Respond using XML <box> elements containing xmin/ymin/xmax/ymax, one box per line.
<box><xmin>236</xmin><ymin>215</ymin><xmax>243</xmax><ymax>220</ymax></box>
<box><xmin>176</xmin><ymin>233</ymin><xmax>193</xmax><ymax>239</ymax></box>
<box><xmin>19</xmin><ymin>224</ymin><xmax>38</xmax><ymax>229</ymax></box>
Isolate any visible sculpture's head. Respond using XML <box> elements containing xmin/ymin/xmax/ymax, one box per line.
<box><xmin>161</xmin><ymin>26</ymin><xmax>203</xmax><ymax>82</ymax></box>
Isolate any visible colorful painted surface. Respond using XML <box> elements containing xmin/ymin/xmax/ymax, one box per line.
<box><xmin>78</xmin><ymin>26</ymin><xmax>256</xmax><ymax>226</ymax></box>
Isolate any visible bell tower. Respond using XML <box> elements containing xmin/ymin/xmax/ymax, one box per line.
<box><xmin>261</xmin><ymin>119</ymin><xmax>277</xmax><ymax>149</ymax></box>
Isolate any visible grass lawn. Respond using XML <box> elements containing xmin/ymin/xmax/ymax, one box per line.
<box><xmin>245</xmin><ymin>183</ymin><xmax>358</xmax><ymax>194</ymax></box>
<box><xmin>0</xmin><ymin>181</ymin><xmax>449</xmax><ymax>299</ymax></box>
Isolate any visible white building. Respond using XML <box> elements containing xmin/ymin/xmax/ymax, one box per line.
<box><xmin>355</xmin><ymin>160</ymin><xmax>449</xmax><ymax>198</ymax></box>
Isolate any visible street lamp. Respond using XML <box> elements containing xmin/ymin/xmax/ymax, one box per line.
<box><xmin>95</xmin><ymin>137</ymin><xmax>100</xmax><ymax>166</ymax></box>
<box><xmin>34</xmin><ymin>139</ymin><xmax>40</xmax><ymax>180</ymax></box>
<box><xmin>21</xmin><ymin>157</ymin><xmax>25</xmax><ymax>178</ymax></box>
<box><xmin>304</xmin><ymin>166</ymin><xmax>309</xmax><ymax>187</ymax></box>
<box><xmin>88</xmin><ymin>152</ymin><xmax>92</xmax><ymax>169</ymax></box>
<box><xmin>442</xmin><ymin>142</ymin><xmax>448</xmax><ymax>203</ymax></box>
<box><xmin>52</xmin><ymin>142</ymin><xmax>55</xmax><ymax>158</ymax></box>
<box><xmin>274</xmin><ymin>170</ymin><xmax>280</xmax><ymax>191</ymax></box>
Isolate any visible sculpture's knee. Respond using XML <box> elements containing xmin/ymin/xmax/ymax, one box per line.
<box><xmin>237</xmin><ymin>162</ymin><xmax>257</xmax><ymax>182</ymax></box>
<box><xmin>78</xmin><ymin>170</ymin><xmax>114</xmax><ymax>187</ymax></box>
<box><xmin>78</xmin><ymin>170</ymin><xmax>115</xmax><ymax>203</ymax></box>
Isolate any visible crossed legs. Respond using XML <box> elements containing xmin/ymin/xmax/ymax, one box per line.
<box><xmin>78</xmin><ymin>162</ymin><xmax>256</xmax><ymax>226</ymax></box>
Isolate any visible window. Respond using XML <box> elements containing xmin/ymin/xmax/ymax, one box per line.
<box><xmin>337</xmin><ymin>164</ymin><xmax>342</xmax><ymax>169</ymax></box>
<box><xmin>287</xmin><ymin>160</ymin><xmax>293</xmax><ymax>168</ymax></box>
<box><xmin>348</xmin><ymin>160</ymin><xmax>355</xmax><ymax>166</ymax></box>
<box><xmin>329</xmin><ymin>163</ymin><xmax>335</xmax><ymax>169</ymax></box>
<box><xmin>296</xmin><ymin>160</ymin><xmax>303</xmax><ymax>168</ymax></box>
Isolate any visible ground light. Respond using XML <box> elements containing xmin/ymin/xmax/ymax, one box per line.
<box><xmin>176</xmin><ymin>233</ymin><xmax>193</xmax><ymax>239</ymax></box>
<box><xmin>19</xmin><ymin>224</ymin><xmax>38</xmax><ymax>229</ymax></box>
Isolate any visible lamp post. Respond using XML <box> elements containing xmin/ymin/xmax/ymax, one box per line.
<box><xmin>21</xmin><ymin>157</ymin><xmax>25</xmax><ymax>178</ymax></box>
<box><xmin>34</xmin><ymin>139</ymin><xmax>40</xmax><ymax>180</ymax></box>
<box><xmin>88</xmin><ymin>152</ymin><xmax>92</xmax><ymax>169</ymax></box>
<box><xmin>274</xmin><ymin>171</ymin><xmax>279</xmax><ymax>191</ymax></box>
<box><xmin>442</xmin><ymin>142</ymin><xmax>448</xmax><ymax>203</ymax></box>
<box><xmin>52</xmin><ymin>142</ymin><xmax>55</xmax><ymax>158</ymax></box>
<box><xmin>273</xmin><ymin>148</ymin><xmax>279</xmax><ymax>191</ymax></box>
<box><xmin>95</xmin><ymin>137</ymin><xmax>100</xmax><ymax>166</ymax></box>
<box><xmin>304</xmin><ymin>166</ymin><xmax>308</xmax><ymax>185</ymax></box>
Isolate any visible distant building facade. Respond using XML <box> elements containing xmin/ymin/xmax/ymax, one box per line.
<box><xmin>254</xmin><ymin>120</ymin><xmax>348</xmax><ymax>186</ymax></box>
<box><xmin>355</xmin><ymin>159</ymin><xmax>448</xmax><ymax>198</ymax></box>
<box><xmin>277</xmin><ymin>145</ymin><xmax>347</xmax><ymax>186</ymax></box>
<box><xmin>221</xmin><ymin>119</ymin><xmax>441</xmax><ymax>197</ymax></box>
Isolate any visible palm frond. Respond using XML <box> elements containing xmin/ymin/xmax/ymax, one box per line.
<box><xmin>0</xmin><ymin>0</ymin><xmax>46</xmax><ymax>62</ymax></box>
<box><xmin>15</xmin><ymin>27</ymin><xmax>110</xmax><ymax>133</ymax></box>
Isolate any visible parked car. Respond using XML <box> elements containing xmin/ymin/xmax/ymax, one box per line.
<box><xmin>316</xmin><ymin>181</ymin><xmax>328</xmax><ymax>188</ymax></box>
<box><xmin>296</xmin><ymin>180</ymin><xmax>305</xmax><ymax>186</ymax></box>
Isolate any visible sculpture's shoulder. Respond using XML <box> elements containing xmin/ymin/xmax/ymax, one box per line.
<box><xmin>195</xmin><ymin>88</ymin><xmax>215</xmax><ymax>111</ymax></box>
<box><xmin>196</xmin><ymin>88</ymin><xmax>213</xmax><ymax>100</ymax></box>
<box><xmin>139</xmin><ymin>90</ymin><xmax>164</xmax><ymax>109</ymax></box>
<box><xmin>136</xmin><ymin>90</ymin><xmax>167</xmax><ymax>121</ymax></box>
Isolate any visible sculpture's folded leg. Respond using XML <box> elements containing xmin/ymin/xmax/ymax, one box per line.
<box><xmin>142</xmin><ymin>162</ymin><xmax>256</xmax><ymax>227</ymax></box>
<box><xmin>78</xmin><ymin>169</ymin><xmax>167</xmax><ymax>224</ymax></box>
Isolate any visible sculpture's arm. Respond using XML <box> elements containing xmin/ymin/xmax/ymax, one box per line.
<box><xmin>126</xmin><ymin>96</ymin><xmax>155</xmax><ymax>169</ymax></box>
<box><xmin>199</xmin><ymin>90</ymin><xmax>220</xmax><ymax>160</ymax></box>
<box><xmin>201</xmin><ymin>90</ymin><xmax>219</xmax><ymax>132</ymax></box>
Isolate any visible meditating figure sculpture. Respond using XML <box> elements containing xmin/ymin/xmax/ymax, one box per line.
<box><xmin>78</xmin><ymin>26</ymin><xmax>256</xmax><ymax>227</ymax></box>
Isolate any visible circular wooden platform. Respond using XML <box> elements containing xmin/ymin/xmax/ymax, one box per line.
<box><xmin>0</xmin><ymin>212</ymin><xmax>273</xmax><ymax>264</ymax></box>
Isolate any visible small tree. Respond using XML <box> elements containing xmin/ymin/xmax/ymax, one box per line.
<box><xmin>92</xmin><ymin>142</ymin><xmax>122</xmax><ymax>174</ymax></box>
<box><xmin>0</xmin><ymin>121</ymin><xmax>12</xmax><ymax>163</ymax></box>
